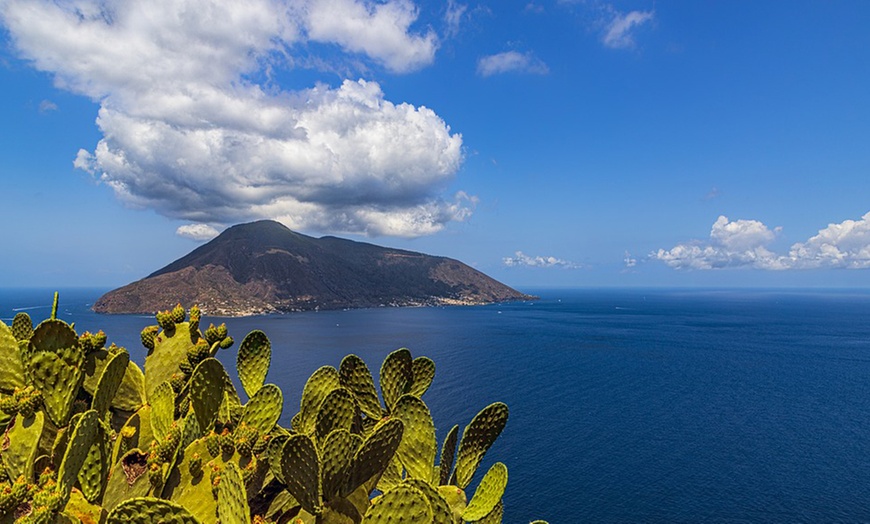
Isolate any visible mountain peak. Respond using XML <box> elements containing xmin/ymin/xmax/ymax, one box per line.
<box><xmin>95</xmin><ymin>221</ymin><xmax>532</xmax><ymax>316</ymax></box>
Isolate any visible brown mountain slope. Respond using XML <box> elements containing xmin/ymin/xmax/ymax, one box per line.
<box><xmin>93</xmin><ymin>220</ymin><xmax>534</xmax><ymax>316</ymax></box>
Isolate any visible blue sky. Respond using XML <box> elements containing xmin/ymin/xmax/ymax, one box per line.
<box><xmin>2</xmin><ymin>1</ymin><xmax>870</xmax><ymax>289</ymax></box>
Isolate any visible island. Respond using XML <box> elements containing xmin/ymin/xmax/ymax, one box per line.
<box><xmin>94</xmin><ymin>220</ymin><xmax>535</xmax><ymax>316</ymax></box>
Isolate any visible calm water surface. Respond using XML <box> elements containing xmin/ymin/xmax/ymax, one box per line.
<box><xmin>4</xmin><ymin>287</ymin><xmax>870</xmax><ymax>522</ymax></box>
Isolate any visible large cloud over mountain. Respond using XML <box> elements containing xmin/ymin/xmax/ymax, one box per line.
<box><xmin>1</xmin><ymin>0</ymin><xmax>467</xmax><ymax>237</ymax></box>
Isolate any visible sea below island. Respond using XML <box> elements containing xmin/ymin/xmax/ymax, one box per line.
<box><xmin>4</xmin><ymin>287</ymin><xmax>870</xmax><ymax>522</ymax></box>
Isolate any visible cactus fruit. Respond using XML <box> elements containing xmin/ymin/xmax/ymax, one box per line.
<box><xmin>237</xmin><ymin>330</ymin><xmax>271</xmax><ymax>398</ymax></box>
<box><xmin>188</xmin><ymin>305</ymin><xmax>201</xmax><ymax>334</ymax></box>
<box><xmin>451</xmin><ymin>402</ymin><xmax>509</xmax><ymax>489</ymax></box>
<box><xmin>79</xmin><ymin>330</ymin><xmax>108</xmax><ymax>353</ymax></box>
<box><xmin>171</xmin><ymin>304</ymin><xmax>186</xmax><ymax>324</ymax></box>
<box><xmin>140</xmin><ymin>326</ymin><xmax>159</xmax><ymax>351</ymax></box>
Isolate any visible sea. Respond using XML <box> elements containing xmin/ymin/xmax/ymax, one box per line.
<box><xmin>4</xmin><ymin>287</ymin><xmax>870</xmax><ymax>523</ymax></box>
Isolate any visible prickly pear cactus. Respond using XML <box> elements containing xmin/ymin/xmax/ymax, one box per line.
<box><xmin>237</xmin><ymin>330</ymin><xmax>271</xmax><ymax>398</ymax></box>
<box><xmin>0</xmin><ymin>321</ymin><xmax>26</xmax><ymax>392</ymax></box>
<box><xmin>2</xmin><ymin>411</ymin><xmax>44</xmax><ymax>480</ymax></box>
<box><xmin>217</xmin><ymin>461</ymin><xmax>251</xmax><ymax>524</ymax></box>
<box><xmin>362</xmin><ymin>483</ymin><xmax>433</xmax><ymax>523</ymax></box>
<box><xmin>462</xmin><ymin>462</ymin><xmax>508</xmax><ymax>522</ymax></box>
<box><xmin>339</xmin><ymin>354</ymin><xmax>382</xmax><ymax>419</ymax></box>
<box><xmin>379</xmin><ymin>348</ymin><xmax>413</xmax><ymax>413</ymax></box>
<box><xmin>392</xmin><ymin>394</ymin><xmax>436</xmax><ymax>481</ymax></box>
<box><xmin>451</xmin><ymin>402</ymin><xmax>509</xmax><ymax>489</ymax></box>
<box><xmin>24</xmin><ymin>318</ymin><xmax>86</xmax><ymax>426</ymax></box>
<box><xmin>0</xmin><ymin>294</ymin><xmax>545</xmax><ymax>524</ymax></box>
<box><xmin>107</xmin><ymin>497</ymin><xmax>202</xmax><ymax>524</ymax></box>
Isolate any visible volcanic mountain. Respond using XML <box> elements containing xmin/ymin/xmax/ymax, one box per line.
<box><xmin>93</xmin><ymin>220</ymin><xmax>534</xmax><ymax>316</ymax></box>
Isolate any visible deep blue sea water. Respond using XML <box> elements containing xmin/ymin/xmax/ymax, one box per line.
<box><xmin>4</xmin><ymin>287</ymin><xmax>870</xmax><ymax>523</ymax></box>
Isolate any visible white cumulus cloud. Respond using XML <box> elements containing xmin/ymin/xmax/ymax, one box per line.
<box><xmin>503</xmin><ymin>251</ymin><xmax>579</xmax><ymax>269</ymax></box>
<box><xmin>602</xmin><ymin>10</ymin><xmax>653</xmax><ymax>49</ymax></box>
<box><xmin>477</xmin><ymin>51</ymin><xmax>549</xmax><ymax>77</ymax></box>
<box><xmin>653</xmin><ymin>213</ymin><xmax>870</xmax><ymax>270</ymax></box>
<box><xmin>787</xmin><ymin>212</ymin><xmax>870</xmax><ymax>269</ymax></box>
<box><xmin>177</xmin><ymin>223</ymin><xmax>221</xmax><ymax>241</ymax></box>
<box><xmin>1</xmin><ymin>0</ymin><xmax>466</xmax><ymax>238</ymax></box>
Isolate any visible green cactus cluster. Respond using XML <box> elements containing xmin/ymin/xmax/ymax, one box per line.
<box><xmin>0</xmin><ymin>294</ymin><xmax>547</xmax><ymax>524</ymax></box>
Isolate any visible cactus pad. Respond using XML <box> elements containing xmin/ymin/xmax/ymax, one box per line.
<box><xmin>339</xmin><ymin>354</ymin><xmax>383</xmax><ymax>419</ymax></box>
<box><xmin>150</xmin><ymin>380</ymin><xmax>176</xmax><ymax>440</ymax></box>
<box><xmin>0</xmin><ymin>321</ymin><xmax>26</xmax><ymax>391</ymax></box>
<box><xmin>60</xmin><ymin>409</ymin><xmax>100</xmax><ymax>499</ymax></box>
<box><xmin>237</xmin><ymin>330</ymin><xmax>271</xmax><ymax>398</ymax></box>
<box><xmin>409</xmin><ymin>356</ymin><xmax>435</xmax><ymax>398</ymax></box>
<box><xmin>362</xmin><ymin>484</ymin><xmax>432</xmax><ymax>523</ymax></box>
<box><xmin>190</xmin><ymin>358</ymin><xmax>227</xmax><ymax>433</ymax></box>
<box><xmin>11</xmin><ymin>312</ymin><xmax>33</xmax><ymax>341</ymax></box>
<box><xmin>403</xmin><ymin>478</ymin><xmax>454</xmax><ymax>524</ymax></box>
<box><xmin>145</xmin><ymin>321</ymin><xmax>198</xmax><ymax>401</ymax></box>
<box><xmin>476</xmin><ymin>499</ymin><xmax>505</xmax><ymax>524</ymax></box>
<box><xmin>315</xmin><ymin>387</ymin><xmax>356</xmax><ymax>444</ymax></box>
<box><xmin>2</xmin><ymin>411</ymin><xmax>44</xmax><ymax>481</ymax></box>
<box><xmin>280</xmin><ymin>434</ymin><xmax>321</xmax><ymax>515</ymax></box>
<box><xmin>344</xmin><ymin>418</ymin><xmax>403</xmax><ymax>497</ymax></box>
<box><xmin>218</xmin><ymin>461</ymin><xmax>252</xmax><ymax>524</ymax></box>
<box><xmin>392</xmin><ymin>394</ymin><xmax>436</xmax><ymax>481</ymax></box>
<box><xmin>452</xmin><ymin>402</ymin><xmax>509</xmax><ymax>489</ymax></box>
<box><xmin>462</xmin><ymin>462</ymin><xmax>508</xmax><ymax>521</ymax></box>
<box><xmin>299</xmin><ymin>365</ymin><xmax>340</xmax><ymax>434</ymax></box>
<box><xmin>107</xmin><ymin>497</ymin><xmax>202</xmax><ymax>524</ymax></box>
<box><xmin>379</xmin><ymin>348</ymin><xmax>413</xmax><ymax>412</ymax></box>
<box><xmin>320</xmin><ymin>429</ymin><xmax>356</xmax><ymax>502</ymax></box>
<box><xmin>78</xmin><ymin>419</ymin><xmax>112</xmax><ymax>503</ymax></box>
<box><xmin>93</xmin><ymin>350</ymin><xmax>130</xmax><ymax>416</ymax></box>
<box><xmin>26</xmin><ymin>319</ymin><xmax>86</xmax><ymax>426</ymax></box>
<box><xmin>241</xmin><ymin>383</ymin><xmax>283</xmax><ymax>435</ymax></box>
<box><xmin>439</xmin><ymin>424</ymin><xmax>459</xmax><ymax>486</ymax></box>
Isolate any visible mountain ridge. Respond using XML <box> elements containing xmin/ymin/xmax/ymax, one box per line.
<box><xmin>93</xmin><ymin>220</ymin><xmax>534</xmax><ymax>316</ymax></box>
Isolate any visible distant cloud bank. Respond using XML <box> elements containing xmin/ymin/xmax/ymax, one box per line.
<box><xmin>654</xmin><ymin>212</ymin><xmax>870</xmax><ymax>270</ymax></box>
<box><xmin>504</xmin><ymin>251</ymin><xmax>580</xmax><ymax>269</ymax></box>
<box><xmin>1</xmin><ymin>0</ymin><xmax>470</xmax><ymax>238</ymax></box>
